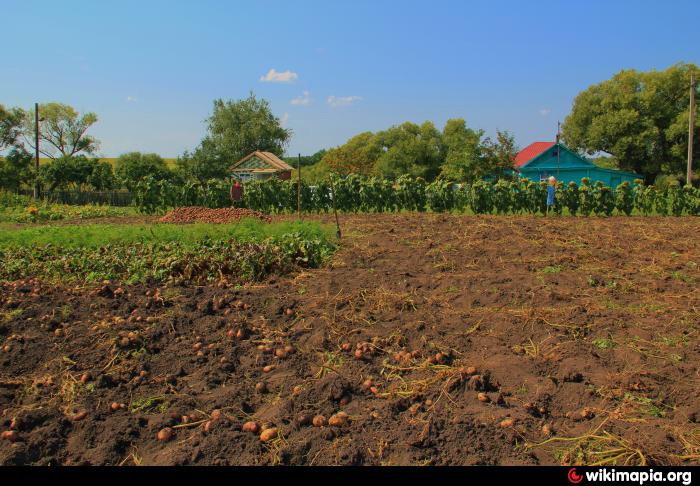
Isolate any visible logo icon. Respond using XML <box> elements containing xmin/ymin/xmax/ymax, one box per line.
<box><xmin>568</xmin><ymin>468</ymin><xmax>583</xmax><ymax>484</ymax></box>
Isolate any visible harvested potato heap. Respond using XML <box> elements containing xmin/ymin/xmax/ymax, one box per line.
<box><xmin>159</xmin><ymin>206</ymin><xmax>271</xmax><ymax>224</ymax></box>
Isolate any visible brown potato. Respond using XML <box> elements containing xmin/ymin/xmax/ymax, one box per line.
<box><xmin>72</xmin><ymin>411</ymin><xmax>88</xmax><ymax>422</ymax></box>
<box><xmin>499</xmin><ymin>418</ymin><xmax>516</xmax><ymax>428</ymax></box>
<box><xmin>329</xmin><ymin>412</ymin><xmax>349</xmax><ymax>427</ymax></box>
<box><xmin>1</xmin><ymin>430</ymin><xmax>18</xmax><ymax>442</ymax></box>
<box><xmin>242</xmin><ymin>421</ymin><xmax>259</xmax><ymax>433</ymax></box>
<box><xmin>157</xmin><ymin>427</ymin><xmax>173</xmax><ymax>441</ymax></box>
<box><xmin>259</xmin><ymin>427</ymin><xmax>278</xmax><ymax>442</ymax></box>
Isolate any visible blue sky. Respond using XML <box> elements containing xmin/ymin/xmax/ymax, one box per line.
<box><xmin>3</xmin><ymin>0</ymin><xmax>698</xmax><ymax>158</ymax></box>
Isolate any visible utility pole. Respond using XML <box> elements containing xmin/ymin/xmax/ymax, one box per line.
<box><xmin>34</xmin><ymin>102</ymin><xmax>40</xmax><ymax>199</ymax></box>
<box><xmin>556</xmin><ymin>121</ymin><xmax>561</xmax><ymax>177</ymax></box>
<box><xmin>329</xmin><ymin>174</ymin><xmax>341</xmax><ymax>239</ymax></box>
<box><xmin>297</xmin><ymin>153</ymin><xmax>302</xmax><ymax>220</ymax></box>
<box><xmin>688</xmin><ymin>74</ymin><xmax>696</xmax><ymax>186</ymax></box>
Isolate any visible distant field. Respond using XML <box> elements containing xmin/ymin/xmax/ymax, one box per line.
<box><xmin>97</xmin><ymin>157</ymin><xmax>178</xmax><ymax>169</ymax></box>
<box><xmin>0</xmin><ymin>156</ymin><xmax>178</xmax><ymax>168</ymax></box>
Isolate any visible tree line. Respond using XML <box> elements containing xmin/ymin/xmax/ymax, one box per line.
<box><xmin>1</xmin><ymin>62</ymin><xmax>698</xmax><ymax>195</ymax></box>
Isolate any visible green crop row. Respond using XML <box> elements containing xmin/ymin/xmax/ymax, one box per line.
<box><xmin>0</xmin><ymin>221</ymin><xmax>336</xmax><ymax>284</ymax></box>
<box><xmin>131</xmin><ymin>175</ymin><xmax>700</xmax><ymax>217</ymax></box>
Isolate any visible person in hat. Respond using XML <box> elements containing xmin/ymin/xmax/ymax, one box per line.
<box><xmin>546</xmin><ymin>176</ymin><xmax>557</xmax><ymax>214</ymax></box>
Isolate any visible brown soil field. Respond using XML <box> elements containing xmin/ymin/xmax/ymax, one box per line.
<box><xmin>1</xmin><ymin>213</ymin><xmax>699</xmax><ymax>465</ymax></box>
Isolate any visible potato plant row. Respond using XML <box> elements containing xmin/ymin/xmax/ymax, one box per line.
<box><xmin>133</xmin><ymin>174</ymin><xmax>700</xmax><ymax>217</ymax></box>
<box><xmin>0</xmin><ymin>232</ymin><xmax>336</xmax><ymax>284</ymax></box>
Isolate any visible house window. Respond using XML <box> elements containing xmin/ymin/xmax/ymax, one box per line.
<box><xmin>539</xmin><ymin>171</ymin><xmax>550</xmax><ymax>181</ymax></box>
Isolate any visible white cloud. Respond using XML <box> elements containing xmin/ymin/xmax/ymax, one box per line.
<box><xmin>280</xmin><ymin>112</ymin><xmax>290</xmax><ymax>126</ymax></box>
<box><xmin>259</xmin><ymin>68</ymin><xmax>298</xmax><ymax>83</ymax></box>
<box><xmin>327</xmin><ymin>95</ymin><xmax>362</xmax><ymax>108</ymax></box>
<box><xmin>126</xmin><ymin>96</ymin><xmax>137</xmax><ymax>102</ymax></box>
<box><xmin>539</xmin><ymin>108</ymin><xmax>551</xmax><ymax>116</ymax></box>
<box><xmin>290</xmin><ymin>91</ymin><xmax>311</xmax><ymax>106</ymax></box>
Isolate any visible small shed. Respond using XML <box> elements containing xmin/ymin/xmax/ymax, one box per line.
<box><xmin>516</xmin><ymin>142</ymin><xmax>641</xmax><ymax>187</ymax></box>
<box><xmin>230</xmin><ymin>151</ymin><xmax>293</xmax><ymax>182</ymax></box>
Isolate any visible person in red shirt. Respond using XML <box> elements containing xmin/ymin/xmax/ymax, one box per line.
<box><xmin>230</xmin><ymin>179</ymin><xmax>243</xmax><ymax>206</ymax></box>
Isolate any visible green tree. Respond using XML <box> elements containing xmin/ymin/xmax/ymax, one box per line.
<box><xmin>204</xmin><ymin>93</ymin><xmax>291</xmax><ymax>163</ymax></box>
<box><xmin>39</xmin><ymin>155</ymin><xmax>102</xmax><ymax>192</ymax></box>
<box><xmin>0</xmin><ymin>148</ymin><xmax>33</xmax><ymax>192</ymax></box>
<box><xmin>176</xmin><ymin>138</ymin><xmax>230</xmax><ymax>184</ymax></box>
<box><xmin>321</xmin><ymin>132</ymin><xmax>380</xmax><ymax>176</ymax></box>
<box><xmin>481</xmin><ymin>130</ymin><xmax>519</xmax><ymax>180</ymax></box>
<box><xmin>374</xmin><ymin>121</ymin><xmax>443</xmax><ymax>180</ymax></box>
<box><xmin>439</xmin><ymin>118</ymin><xmax>484</xmax><ymax>182</ymax></box>
<box><xmin>22</xmin><ymin>102</ymin><xmax>99</xmax><ymax>159</ymax></box>
<box><xmin>562</xmin><ymin>62</ymin><xmax>700</xmax><ymax>183</ymax></box>
<box><xmin>0</xmin><ymin>105</ymin><xmax>24</xmax><ymax>150</ymax></box>
<box><xmin>283</xmin><ymin>149</ymin><xmax>327</xmax><ymax>168</ymax></box>
<box><xmin>440</xmin><ymin>124</ymin><xmax>517</xmax><ymax>183</ymax></box>
<box><xmin>87</xmin><ymin>160</ymin><xmax>116</xmax><ymax>191</ymax></box>
<box><xmin>115</xmin><ymin>152</ymin><xmax>172</xmax><ymax>190</ymax></box>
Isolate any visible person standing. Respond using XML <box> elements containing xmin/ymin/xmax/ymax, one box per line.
<box><xmin>546</xmin><ymin>176</ymin><xmax>557</xmax><ymax>215</ymax></box>
<box><xmin>230</xmin><ymin>179</ymin><xmax>243</xmax><ymax>207</ymax></box>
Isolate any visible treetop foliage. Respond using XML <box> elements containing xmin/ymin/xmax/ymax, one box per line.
<box><xmin>562</xmin><ymin>62</ymin><xmax>699</xmax><ymax>183</ymax></box>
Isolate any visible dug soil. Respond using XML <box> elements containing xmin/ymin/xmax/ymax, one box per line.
<box><xmin>1</xmin><ymin>213</ymin><xmax>699</xmax><ymax>465</ymax></box>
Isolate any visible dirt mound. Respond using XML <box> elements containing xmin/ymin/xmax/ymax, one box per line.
<box><xmin>159</xmin><ymin>207</ymin><xmax>271</xmax><ymax>224</ymax></box>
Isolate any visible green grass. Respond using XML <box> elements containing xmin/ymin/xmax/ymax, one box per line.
<box><xmin>540</xmin><ymin>265</ymin><xmax>563</xmax><ymax>274</ymax></box>
<box><xmin>0</xmin><ymin>219</ymin><xmax>337</xmax><ymax>284</ymax></box>
<box><xmin>0</xmin><ymin>218</ymin><xmax>333</xmax><ymax>249</ymax></box>
<box><xmin>0</xmin><ymin>201</ymin><xmax>138</xmax><ymax>223</ymax></box>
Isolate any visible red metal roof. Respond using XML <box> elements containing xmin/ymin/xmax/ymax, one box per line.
<box><xmin>514</xmin><ymin>141</ymin><xmax>555</xmax><ymax>168</ymax></box>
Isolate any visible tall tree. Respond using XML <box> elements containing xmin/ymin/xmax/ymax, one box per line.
<box><xmin>0</xmin><ymin>149</ymin><xmax>33</xmax><ymax>192</ymax></box>
<box><xmin>176</xmin><ymin>138</ymin><xmax>230</xmax><ymax>184</ymax></box>
<box><xmin>374</xmin><ymin>121</ymin><xmax>443</xmax><ymax>180</ymax></box>
<box><xmin>205</xmin><ymin>93</ymin><xmax>291</xmax><ymax>163</ymax></box>
<box><xmin>481</xmin><ymin>130</ymin><xmax>519</xmax><ymax>179</ymax></box>
<box><xmin>21</xmin><ymin>102</ymin><xmax>99</xmax><ymax>159</ymax></box>
<box><xmin>115</xmin><ymin>152</ymin><xmax>172</xmax><ymax>190</ymax></box>
<box><xmin>321</xmin><ymin>132</ymin><xmax>380</xmax><ymax>176</ymax></box>
<box><xmin>38</xmin><ymin>155</ymin><xmax>107</xmax><ymax>192</ymax></box>
<box><xmin>439</xmin><ymin>118</ymin><xmax>485</xmax><ymax>182</ymax></box>
<box><xmin>562</xmin><ymin>62</ymin><xmax>700</xmax><ymax>183</ymax></box>
<box><xmin>0</xmin><ymin>104</ymin><xmax>25</xmax><ymax>150</ymax></box>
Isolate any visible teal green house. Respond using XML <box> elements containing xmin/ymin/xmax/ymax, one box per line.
<box><xmin>515</xmin><ymin>142</ymin><xmax>641</xmax><ymax>186</ymax></box>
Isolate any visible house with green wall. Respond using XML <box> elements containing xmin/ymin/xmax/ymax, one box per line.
<box><xmin>515</xmin><ymin>142</ymin><xmax>641</xmax><ymax>186</ymax></box>
<box><xmin>230</xmin><ymin>151</ymin><xmax>293</xmax><ymax>182</ymax></box>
